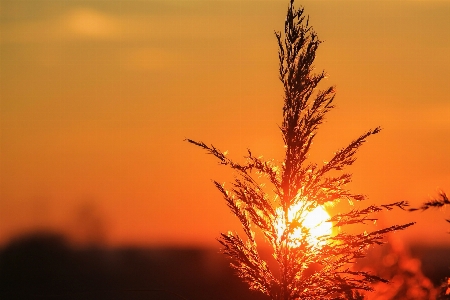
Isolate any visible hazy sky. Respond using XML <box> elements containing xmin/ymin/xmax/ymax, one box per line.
<box><xmin>1</xmin><ymin>0</ymin><xmax>449</xmax><ymax>248</ymax></box>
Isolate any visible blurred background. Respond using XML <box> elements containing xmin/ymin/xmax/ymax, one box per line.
<box><xmin>1</xmin><ymin>0</ymin><xmax>449</xmax><ymax>298</ymax></box>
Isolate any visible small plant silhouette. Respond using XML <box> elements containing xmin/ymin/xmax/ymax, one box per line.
<box><xmin>410</xmin><ymin>192</ymin><xmax>450</xmax><ymax>299</ymax></box>
<box><xmin>409</xmin><ymin>192</ymin><xmax>449</xmax><ymax>217</ymax></box>
<box><xmin>188</xmin><ymin>1</ymin><xmax>413</xmax><ymax>299</ymax></box>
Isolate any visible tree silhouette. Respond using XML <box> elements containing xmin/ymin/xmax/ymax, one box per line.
<box><xmin>188</xmin><ymin>1</ymin><xmax>413</xmax><ymax>299</ymax></box>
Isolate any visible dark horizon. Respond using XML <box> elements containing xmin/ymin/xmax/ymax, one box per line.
<box><xmin>1</xmin><ymin>231</ymin><xmax>449</xmax><ymax>300</ymax></box>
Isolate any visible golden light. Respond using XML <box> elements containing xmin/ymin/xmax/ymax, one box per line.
<box><xmin>275</xmin><ymin>201</ymin><xmax>332</xmax><ymax>248</ymax></box>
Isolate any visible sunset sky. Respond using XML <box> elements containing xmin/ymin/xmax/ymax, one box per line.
<box><xmin>1</xmin><ymin>0</ymin><xmax>449</xmax><ymax>248</ymax></box>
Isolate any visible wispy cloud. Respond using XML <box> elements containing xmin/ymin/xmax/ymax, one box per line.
<box><xmin>0</xmin><ymin>7</ymin><xmax>124</xmax><ymax>43</ymax></box>
<box><xmin>64</xmin><ymin>8</ymin><xmax>121</xmax><ymax>40</ymax></box>
<box><xmin>0</xmin><ymin>5</ymin><xmax>243</xmax><ymax>72</ymax></box>
<box><xmin>0</xmin><ymin>4</ymin><xmax>239</xmax><ymax>45</ymax></box>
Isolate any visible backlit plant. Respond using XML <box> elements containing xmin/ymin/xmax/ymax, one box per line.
<box><xmin>187</xmin><ymin>1</ymin><xmax>413</xmax><ymax>299</ymax></box>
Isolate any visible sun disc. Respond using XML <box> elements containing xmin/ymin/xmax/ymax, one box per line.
<box><xmin>275</xmin><ymin>202</ymin><xmax>332</xmax><ymax>248</ymax></box>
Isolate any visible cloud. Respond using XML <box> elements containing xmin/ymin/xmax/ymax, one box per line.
<box><xmin>64</xmin><ymin>8</ymin><xmax>120</xmax><ymax>40</ymax></box>
<box><xmin>0</xmin><ymin>5</ymin><xmax>238</xmax><ymax>45</ymax></box>
<box><xmin>0</xmin><ymin>7</ymin><xmax>123</xmax><ymax>44</ymax></box>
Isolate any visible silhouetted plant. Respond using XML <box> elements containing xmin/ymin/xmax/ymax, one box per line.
<box><xmin>356</xmin><ymin>239</ymin><xmax>437</xmax><ymax>300</ymax></box>
<box><xmin>410</xmin><ymin>192</ymin><xmax>450</xmax><ymax>299</ymax></box>
<box><xmin>438</xmin><ymin>279</ymin><xmax>450</xmax><ymax>300</ymax></box>
<box><xmin>187</xmin><ymin>1</ymin><xmax>414</xmax><ymax>299</ymax></box>
<box><xmin>409</xmin><ymin>192</ymin><xmax>449</xmax><ymax>220</ymax></box>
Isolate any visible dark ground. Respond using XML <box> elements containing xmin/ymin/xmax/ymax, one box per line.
<box><xmin>0</xmin><ymin>232</ymin><xmax>268</xmax><ymax>300</ymax></box>
<box><xmin>0</xmin><ymin>232</ymin><xmax>448</xmax><ymax>300</ymax></box>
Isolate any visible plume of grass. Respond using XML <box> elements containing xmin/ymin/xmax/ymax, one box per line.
<box><xmin>438</xmin><ymin>278</ymin><xmax>450</xmax><ymax>300</ymax></box>
<box><xmin>409</xmin><ymin>192</ymin><xmax>450</xmax><ymax>299</ymax></box>
<box><xmin>409</xmin><ymin>192</ymin><xmax>449</xmax><ymax>215</ymax></box>
<box><xmin>187</xmin><ymin>1</ymin><xmax>413</xmax><ymax>299</ymax></box>
<box><xmin>355</xmin><ymin>239</ymin><xmax>437</xmax><ymax>300</ymax></box>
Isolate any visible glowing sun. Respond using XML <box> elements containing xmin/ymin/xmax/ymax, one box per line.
<box><xmin>275</xmin><ymin>202</ymin><xmax>332</xmax><ymax>248</ymax></box>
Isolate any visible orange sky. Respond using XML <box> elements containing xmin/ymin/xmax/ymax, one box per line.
<box><xmin>1</xmin><ymin>0</ymin><xmax>449</xmax><ymax>248</ymax></box>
